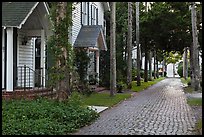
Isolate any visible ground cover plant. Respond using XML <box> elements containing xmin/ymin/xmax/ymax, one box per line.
<box><xmin>2</xmin><ymin>92</ymin><xmax>99</xmax><ymax>135</ymax></box>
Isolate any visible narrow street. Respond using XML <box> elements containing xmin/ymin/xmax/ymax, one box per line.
<box><xmin>73</xmin><ymin>78</ymin><xmax>197</xmax><ymax>135</ymax></box>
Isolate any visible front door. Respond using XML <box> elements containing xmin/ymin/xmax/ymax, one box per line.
<box><xmin>35</xmin><ymin>38</ymin><xmax>41</xmax><ymax>87</ymax></box>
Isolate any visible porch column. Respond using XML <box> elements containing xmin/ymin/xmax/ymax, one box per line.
<box><xmin>41</xmin><ymin>29</ymin><xmax>46</xmax><ymax>87</ymax></box>
<box><xmin>6</xmin><ymin>27</ymin><xmax>13</xmax><ymax>91</ymax></box>
<box><xmin>2</xmin><ymin>28</ymin><xmax>5</xmax><ymax>89</ymax></box>
<box><xmin>87</xmin><ymin>48</ymin><xmax>89</xmax><ymax>81</ymax></box>
<box><xmin>96</xmin><ymin>50</ymin><xmax>99</xmax><ymax>85</ymax></box>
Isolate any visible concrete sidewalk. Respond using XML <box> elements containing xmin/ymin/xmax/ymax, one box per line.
<box><xmin>185</xmin><ymin>93</ymin><xmax>202</xmax><ymax>99</ymax></box>
<box><xmin>88</xmin><ymin>106</ymin><xmax>108</xmax><ymax>113</ymax></box>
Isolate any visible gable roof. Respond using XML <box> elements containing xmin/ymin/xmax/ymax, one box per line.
<box><xmin>2</xmin><ymin>2</ymin><xmax>49</xmax><ymax>29</ymax></box>
<box><xmin>73</xmin><ymin>25</ymin><xmax>107</xmax><ymax>51</ymax></box>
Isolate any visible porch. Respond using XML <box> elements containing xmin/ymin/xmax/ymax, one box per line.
<box><xmin>2</xmin><ymin>2</ymin><xmax>51</xmax><ymax>93</ymax></box>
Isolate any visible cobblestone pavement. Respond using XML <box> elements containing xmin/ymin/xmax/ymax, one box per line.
<box><xmin>73</xmin><ymin>78</ymin><xmax>197</xmax><ymax>135</ymax></box>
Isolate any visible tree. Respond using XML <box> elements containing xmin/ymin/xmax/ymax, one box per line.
<box><xmin>110</xmin><ymin>2</ymin><xmax>116</xmax><ymax>96</ymax></box>
<box><xmin>149</xmin><ymin>51</ymin><xmax>153</xmax><ymax>80</ymax></box>
<box><xmin>47</xmin><ymin>2</ymin><xmax>74</xmax><ymax>101</ymax></box>
<box><xmin>183</xmin><ymin>47</ymin><xmax>188</xmax><ymax>80</ymax></box>
<box><xmin>127</xmin><ymin>2</ymin><xmax>133</xmax><ymax>88</ymax></box>
<box><xmin>136</xmin><ymin>2</ymin><xmax>141</xmax><ymax>86</ymax></box>
<box><xmin>190</xmin><ymin>2</ymin><xmax>200</xmax><ymax>91</ymax></box>
<box><xmin>144</xmin><ymin>2</ymin><xmax>149</xmax><ymax>82</ymax></box>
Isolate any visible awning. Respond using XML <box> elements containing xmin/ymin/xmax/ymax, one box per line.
<box><xmin>73</xmin><ymin>25</ymin><xmax>107</xmax><ymax>51</ymax></box>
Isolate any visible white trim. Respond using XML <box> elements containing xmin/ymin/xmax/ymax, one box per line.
<box><xmin>33</xmin><ymin>37</ymin><xmax>36</xmax><ymax>79</ymax></box>
<box><xmin>43</xmin><ymin>2</ymin><xmax>50</xmax><ymax>15</ymax></box>
<box><xmin>41</xmin><ymin>30</ymin><xmax>46</xmax><ymax>87</ymax></box>
<box><xmin>6</xmin><ymin>27</ymin><xmax>14</xmax><ymax>91</ymax></box>
<box><xmin>2</xmin><ymin>28</ymin><xmax>5</xmax><ymax>89</ymax></box>
<box><xmin>100</xmin><ymin>29</ymin><xmax>107</xmax><ymax>51</ymax></box>
<box><xmin>17</xmin><ymin>29</ymin><xmax>19</xmax><ymax>71</ymax></box>
<box><xmin>18</xmin><ymin>2</ymin><xmax>39</xmax><ymax>29</ymax></box>
<box><xmin>33</xmin><ymin>37</ymin><xmax>37</xmax><ymax>87</ymax></box>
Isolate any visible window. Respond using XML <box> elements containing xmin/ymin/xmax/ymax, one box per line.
<box><xmin>91</xmin><ymin>4</ymin><xmax>98</xmax><ymax>25</ymax></box>
<box><xmin>82</xmin><ymin>2</ymin><xmax>87</xmax><ymax>25</ymax></box>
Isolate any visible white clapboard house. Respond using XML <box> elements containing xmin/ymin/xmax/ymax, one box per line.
<box><xmin>2</xmin><ymin>2</ymin><xmax>109</xmax><ymax>93</ymax></box>
<box><xmin>2</xmin><ymin>2</ymin><xmax>50</xmax><ymax>92</ymax></box>
<box><xmin>72</xmin><ymin>2</ymin><xmax>110</xmax><ymax>83</ymax></box>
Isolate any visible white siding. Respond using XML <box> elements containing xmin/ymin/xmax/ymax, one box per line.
<box><xmin>72</xmin><ymin>2</ymin><xmax>82</xmax><ymax>45</ymax></box>
<box><xmin>71</xmin><ymin>2</ymin><xmax>106</xmax><ymax>46</ymax></box>
<box><xmin>94</xmin><ymin>2</ymin><xmax>104</xmax><ymax>26</ymax></box>
<box><xmin>17</xmin><ymin>30</ymin><xmax>34</xmax><ymax>87</ymax></box>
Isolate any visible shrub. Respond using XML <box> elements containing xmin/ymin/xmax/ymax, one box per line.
<box><xmin>177</xmin><ymin>61</ymin><xmax>191</xmax><ymax>78</ymax></box>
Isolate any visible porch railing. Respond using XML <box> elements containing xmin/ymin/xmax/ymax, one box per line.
<box><xmin>16</xmin><ymin>65</ymin><xmax>48</xmax><ymax>91</ymax></box>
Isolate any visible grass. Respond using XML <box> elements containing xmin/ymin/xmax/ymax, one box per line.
<box><xmin>82</xmin><ymin>77</ymin><xmax>165</xmax><ymax>108</ymax></box>
<box><xmin>196</xmin><ymin>119</ymin><xmax>202</xmax><ymax>130</ymax></box>
<box><xmin>183</xmin><ymin>86</ymin><xmax>194</xmax><ymax>93</ymax></box>
<box><xmin>131</xmin><ymin>77</ymin><xmax>165</xmax><ymax>92</ymax></box>
<box><xmin>186</xmin><ymin>98</ymin><xmax>202</xmax><ymax>134</ymax></box>
<box><xmin>82</xmin><ymin>92</ymin><xmax>132</xmax><ymax>107</ymax></box>
<box><xmin>187</xmin><ymin>98</ymin><xmax>202</xmax><ymax>106</ymax></box>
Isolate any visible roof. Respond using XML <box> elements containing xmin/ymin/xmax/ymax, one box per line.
<box><xmin>73</xmin><ymin>25</ymin><xmax>107</xmax><ymax>51</ymax></box>
<box><xmin>2</xmin><ymin>2</ymin><xmax>47</xmax><ymax>28</ymax></box>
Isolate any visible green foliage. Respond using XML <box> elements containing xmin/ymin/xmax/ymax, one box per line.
<box><xmin>132</xmin><ymin>68</ymin><xmax>137</xmax><ymax>81</ymax></box>
<box><xmin>2</xmin><ymin>97</ymin><xmax>99</xmax><ymax>135</ymax></box>
<box><xmin>132</xmin><ymin>68</ymin><xmax>146</xmax><ymax>80</ymax></box>
<box><xmin>47</xmin><ymin>2</ymin><xmax>74</xmax><ymax>92</ymax></box>
<box><xmin>117</xmin><ymin>81</ymin><xmax>127</xmax><ymax>93</ymax></box>
<box><xmin>177</xmin><ymin>61</ymin><xmax>190</xmax><ymax>77</ymax></box>
<box><xmin>74</xmin><ymin>48</ymin><xmax>90</xmax><ymax>84</ymax></box>
<box><xmin>165</xmin><ymin>51</ymin><xmax>182</xmax><ymax>64</ymax></box>
<box><xmin>180</xmin><ymin>77</ymin><xmax>191</xmax><ymax>85</ymax></box>
<box><xmin>141</xmin><ymin>2</ymin><xmax>192</xmax><ymax>53</ymax></box>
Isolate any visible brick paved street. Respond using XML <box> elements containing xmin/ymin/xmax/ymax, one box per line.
<box><xmin>73</xmin><ymin>78</ymin><xmax>197</xmax><ymax>135</ymax></box>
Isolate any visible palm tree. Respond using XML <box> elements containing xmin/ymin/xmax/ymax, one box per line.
<box><xmin>110</xmin><ymin>2</ymin><xmax>116</xmax><ymax>96</ymax></box>
<box><xmin>127</xmin><ymin>2</ymin><xmax>133</xmax><ymax>88</ymax></box>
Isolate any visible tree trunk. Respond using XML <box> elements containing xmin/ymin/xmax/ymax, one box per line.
<box><xmin>190</xmin><ymin>43</ymin><xmax>195</xmax><ymax>86</ymax></box>
<box><xmin>156</xmin><ymin>59</ymin><xmax>159</xmax><ymax>78</ymax></box>
<box><xmin>56</xmin><ymin>2</ymin><xmax>69</xmax><ymax>100</ymax></box>
<box><xmin>191</xmin><ymin>2</ymin><xmax>200</xmax><ymax>91</ymax></box>
<box><xmin>153</xmin><ymin>49</ymin><xmax>156</xmax><ymax>79</ymax></box>
<box><xmin>162</xmin><ymin>60</ymin><xmax>165</xmax><ymax>77</ymax></box>
<box><xmin>173</xmin><ymin>63</ymin><xmax>175</xmax><ymax>78</ymax></box>
<box><xmin>127</xmin><ymin>2</ymin><xmax>132</xmax><ymax>88</ymax></box>
<box><xmin>183</xmin><ymin>47</ymin><xmax>188</xmax><ymax>80</ymax></box>
<box><xmin>144</xmin><ymin>49</ymin><xmax>148</xmax><ymax>82</ymax></box>
<box><xmin>110</xmin><ymin>2</ymin><xmax>116</xmax><ymax>96</ymax></box>
<box><xmin>149</xmin><ymin>51</ymin><xmax>152</xmax><ymax>80</ymax></box>
<box><xmin>136</xmin><ymin>2</ymin><xmax>141</xmax><ymax>86</ymax></box>
<box><xmin>123</xmin><ymin>32</ymin><xmax>127</xmax><ymax>61</ymax></box>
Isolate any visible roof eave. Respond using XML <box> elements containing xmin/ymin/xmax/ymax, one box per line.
<box><xmin>18</xmin><ymin>2</ymin><xmax>39</xmax><ymax>29</ymax></box>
